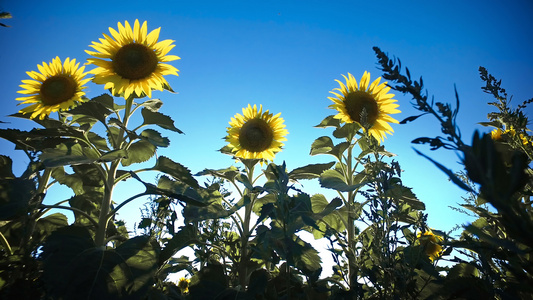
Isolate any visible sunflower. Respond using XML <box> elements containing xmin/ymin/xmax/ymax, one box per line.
<box><xmin>417</xmin><ymin>230</ymin><xmax>444</xmax><ymax>262</ymax></box>
<box><xmin>16</xmin><ymin>57</ymin><xmax>90</xmax><ymax>120</ymax></box>
<box><xmin>491</xmin><ymin>128</ymin><xmax>503</xmax><ymax>140</ymax></box>
<box><xmin>225</xmin><ymin>104</ymin><xmax>288</xmax><ymax>161</ymax></box>
<box><xmin>328</xmin><ymin>71</ymin><xmax>400</xmax><ymax>142</ymax></box>
<box><xmin>86</xmin><ymin>19</ymin><xmax>179</xmax><ymax>99</ymax></box>
<box><xmin>178</xmin><ymin>277</ymin><xmax>190</xmax><ymax>294</ymax></box>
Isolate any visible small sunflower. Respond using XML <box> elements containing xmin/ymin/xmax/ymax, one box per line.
<box><xmin>328</xmin><ymin>72</ymin><xmax>400</xmax><ymax>142</ymax></box>
<box><xmin>225</xmin><ymin>104</ymin><xmax>288</xmax><ymax>161</ymax></box>
<box><xmin>178</xmin><ymin>277</ymin><xmax>190</xmax><ymax>294</ymax></box>
<box><xmin>491</xmin><ymin>128</ymin><xmax>503</xmax><ymax>140</ymax></box>
<box><xmin>417</xmin><ymin>230</ymin><xmax>443</xmax><ymax>262</ymax></box>
<box><xmin>86</xmin><ymin>19</ymin><xmax>179</xmax><ymax>99</ymax></box>
<box><xmin>16</xmin><ymin>57</ymin><xmax>90</xmax><ymax>120</ymax></box>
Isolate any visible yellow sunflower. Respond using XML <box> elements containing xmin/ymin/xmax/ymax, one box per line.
<box><xmin>491</xmin><ymin>128</ymin><xmax>503</xmax><ymax>140</ymax></box>
<box><xmin>16</xmin><ymin>57</ymin><xmax>90</xmax><ymax>120</ymax></box>
<box><xmin>178</xmin><ymin>277</ymin><xmax>190</xmax><ymax>294</ymax></box>
<box><xmin>417</xmin><ymin>230</ymin><xmax>444</xmax><ymax>262</ymax></box>
<box><xmin>225</xmin><ymin>104</ymin><xmax>288</xmax><ymax>161</ymax></box>
<box><xmin>328</xmin><ymin>72</ymin><xmax>400</xmax><ymax>142</ymax></box>
<box><xmin>86</xmin><ymin>19</ymin><xmax>179</xmax><ymax>99</ymax></box>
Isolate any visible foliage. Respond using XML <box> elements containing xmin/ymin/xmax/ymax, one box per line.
<box><xmin>0</xmin><ymin>19</ymin><xmax>532</xmax><ymax>299</ymax></box>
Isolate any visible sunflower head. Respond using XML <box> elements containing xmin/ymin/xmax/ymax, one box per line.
<box><xmin>225</xmin><ymin>104</ymin><xmax>288</xmax><ymax>162</ymax></box>
<box><xmin>417</xmin><ymin>230</ymin><xmax>443</xmax><ymax>262</ymax></box>
<box><xmin>177</xmin><ymin>277</ymin><xmax>190</xmax><ymax>294</ymax></box>
<box><xmin>86</xmin><ymin>19</ymin><xmax>180</xmax><ymax>99</ymax></box>
<box><xmin>328</xmin><ymin>72</ymin><xmax>400</xmax><ymax>142</ymax></box>
<box><xmin>491</xmin><ymin>128</ymin><xmax>504</xmax><ymax>140</ymax></box>
<box><xmin>16</xmin><ymin>57</ymin><xmax>90</xmax><ymax>120</ymax></box>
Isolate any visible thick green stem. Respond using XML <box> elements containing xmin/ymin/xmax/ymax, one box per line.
<box><xmin>238</xmin><ymin>163</ymin><xmax>256</xmax><ymax>289</ymax></box>
<box><xmin>95</xmin><ymin>97</ymin><xmax>133</xmax><ymax>247</ymax></box>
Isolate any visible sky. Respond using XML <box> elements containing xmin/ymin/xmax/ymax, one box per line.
<box><xmin>1</xmin><ymin>0</ymin><xmax>533</xmax><ymax>261</ymax></box>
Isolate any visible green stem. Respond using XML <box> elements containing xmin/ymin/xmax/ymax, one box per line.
<box><xmin>0</xmin><ymin>231</ymin><xmax>12</xmax><ymax>256</ymax></box>
<box><xmin>95</xmin><ymin>97</ymin><xmax>134</xmax><ymax>247</ymax></box>
<box><xmin>238</xmin><ymin>162</ymin><xmax>257</xmax><ymax>289</ymax></box>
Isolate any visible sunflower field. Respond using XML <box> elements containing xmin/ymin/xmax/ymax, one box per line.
<box><xmin>1</xmin><ymin>19</ymin><xmax>532</xmax><ymax>300</ymax></box>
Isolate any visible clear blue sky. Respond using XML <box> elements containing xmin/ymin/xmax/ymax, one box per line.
<box><xmin>1</xmin><ymin>0</ymin><xmax>533</xmax><ymax>235</ymax></box>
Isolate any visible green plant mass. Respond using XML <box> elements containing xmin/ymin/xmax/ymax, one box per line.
<box><xmin>1</xmin><ymin>14</ymin><xmax>532</xmax><ymax>300</ymax></box>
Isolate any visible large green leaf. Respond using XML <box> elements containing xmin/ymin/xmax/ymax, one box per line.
<box><xmin>151</xmin><ymin>156</ymin><xmax>198</xmax><ymax>188</ymax></box>
<box><xmin>309</xmin><ymin>194</ymin><xmax>345</xmax><ymax>238</ymax></box>
<box><xmin>0</xmin><ymin>157</ymin><xmax>35</xmax><ymax>220</ymax></box>
<box><xmin>196</xmin><ymin>166</ymin><xmax>240</xmax><ymax>182</ymax></box>
<box><xmin>310</xmin><ymin>136</ymin><xmax>334</xmax><ymax>156</ymax></box>
<box><xmin>138</xmin><ymin>99</ymin><xmax>163</xmax><ymax>112</ymax></box>
<box><xmin>141</xmin><ymin>108</ymin><xmax>183</xmax><ymax>133</ymax></box>
<box><xmin>140</xmin><ymin>129</ymin><xmax>170</xmax><ymax>147</ymax></box>
<box><xmin>289</xmin><ymin>162</ymin><xmax>335</xmax><ymax>180</ymax></box>
<box><xmin>159</xmin><ymin>224</ymin><xmax>197</xmax><ymax>265</ymax></box>
<box><xmin>67</xmin><ymin>100</ymin><xmax>113</xmax><ymax>124</ymax></box>
<box><xmin>314</xmin><ymin>115</ymin><xmax>340</xmax><ymax>128</ymax></box>
<box><xmin>40</xmin><ymin>142</ymin><xmax>99</xmax><ymax>167</ymax></box>
<box><xmin>152</xmin><ymin>176</ymin><xmax>208</xmax><ymax>206</ymax></box>
<box><xmin>121</xmin><ymin>140</ymin><xmax>156</xmax><ymax>167</ymax></box>
<box><xmin>319</xmin><ymin>169</ymin><xmax>367</xmax><ymax>192</ymax></box>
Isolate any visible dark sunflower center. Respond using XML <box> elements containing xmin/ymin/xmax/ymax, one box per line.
<box><xmin>112</xmin><ymin>43</ymin><xmax>158</xmax><ymax>80</ymax></box>
<box><xmin>344</xmin><ymin>91</ymin><xmax>379</xmax><ymax>127</ymax></box>
<box><xmin>239</xmin><ymin>118</ymin><xmax>274</xmax><ymax>152</ymax></box>
<box><xmin>40</xmin><ymin>76</ymin><xmax>77</xmax><ymax>106</ymax></box>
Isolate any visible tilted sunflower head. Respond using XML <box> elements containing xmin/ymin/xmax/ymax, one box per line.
<box><xmin>417</xmin><ymin>229</ymin><xmax>444</xmax><ymax>262</ymax></box>
<box><xmin>328</xmin><ymin>71</ymin><xmax>400</xmax><ymax>142</ymax></box>
<box><xmin>85</xmin><ymin>19</ymin><xmax>180</xmax><ymax>99</ymax></box>
<box><xmin>225</xmin><ymin>104</ymin><xmax>288</xmax><ymax>162</ymax></box>
<box><xmin>16</xmin><ymin>57</ymin><xmax>90</xmax><ymax>120</ymax></box>
<box><xmin>178</xmin><ymin>277</ymin><xmax>190</xmax><ymax>294</ymax></box>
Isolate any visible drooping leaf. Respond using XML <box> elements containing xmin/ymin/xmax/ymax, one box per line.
<box><xmin>399</xmin><ymin>113</ymin><xmax>428</xmax><ymax>124</ymax></box>
<box><xmin>288</xmin><ymin>162</ymin><xmax>335</xmax><ymax>180</ymax></box>
<box><xmin>40</xmin><ymin>142</ymin><xmax>99</xmax><ymax>167</ymax></box>
<box><xmin>141</xmin><ymin>108</ymin><xmax>183</xmax><ymax>133</ymax></box>
<box><xmin>140</xmin><ymin>129</ymin><xmax>170</xmax><ymax>147</ymax></box>
<box><xmin>314</xmin><ymin>115</ymin><xmax>340</xmax><ymax>128</ymax></box>
<box><xmin>151</xmin><ymin>156</ymin><xmax>198</xmax><ymax>188</ymax></box>
<box><xmin>159</xmin><ymin>224</ymin><xmax>197</xmax><ymax>265</ymax></box>
<box><xmin>66</xmin><ymin>100</ymin><xmax>113</xmax><ymax>124</ymax></box>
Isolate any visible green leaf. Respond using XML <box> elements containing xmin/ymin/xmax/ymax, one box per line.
<box><xmin>87</xmin><ymin>132</ymin><xmax>110</xmax><ymax>151</ymax></box>
<box><xmin>154</xmin><ymin>176</ymin><xmax>208</xmax><ymax>206</ymax></box>
<box><xmin>91</xmin><ymin>93</ymin><xmax>124</xmax><ymax>111</ymax></box>
<box><xmin>314</xmin><ymin>115</ymin><xmax>340</xmax><ymax>128</ymax></box>
<box><xmin>140</xmin><ymin>129</ymin><xmax>170</xmax><ymax>147</ymax></box>
<box><xmin>309</xmin><ymin>194</ymin><xmax>345</xmax><ymax>238</ymax></box>
<box><xmin>40</xmin><ymin>143</ymin><xmax>99</xmax><ymax>167</ymax></box>
<box><xmin>98</xmin><ymin>149</ymin><xmax>128</xmax><ymax>162</ymax></box>
<box><xmin>59</xmin><ymin>236</ymin><xmax>158</xmax><ymax>300</ymax></box>
<box><xmin>121</xmin><ymin>140</ymin><xmax>157</xmax><ymax>167</ymax></box>
<box><xmin>141</xmin><ymin>108</ymin><xmax>183</xmax><ymax>133</ymax></box>
<box><xmin>151</xmin><ymin>156</ymin><xmax>199</xmax><ymax>188</ymax></box>
<box><xmin>33</xmin><ymin>213</ymin><xmax>69</xmax><ymax>242</ymax></box>
<box><xmin>319</xmin><ymin>169</ymin><xmax>367</xmax><ymax>192</ymax></box>
<box><xmin>183</xmin><ymin>192</ymin><xmax>249</xmax><ymax>223</ymax></box>
<box><xmin>333</xmin><ymin>123</ymin><xmax>360</xmax><ymax>140</ymax></box>
<box><xmin>288</xmin><ymin>162</ymin><xmax>335</xmax><ymax>180</ymax></box>
<box><xmin>66</xmin><ymin>100</ymin><xmax>113</xmax><ymax>124</ymax></box>
<box><xmin>139</xmin><ymin>99</ymin><xmax>163</xmax><ymax>112</ymax></box>
<box><xmin>310</xmin><ymin>136</ymin><xmax>334</xmax><ymax>156</ymax></box>
<box><xmin>196</xmin><ymin>166</ymin><xmax>240</xmax><ymax>182</ymax></box>
<box><xmin>159</xmin><ymin>224</ymin><xmax>196</xmax><ymax>265</ymax></box>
